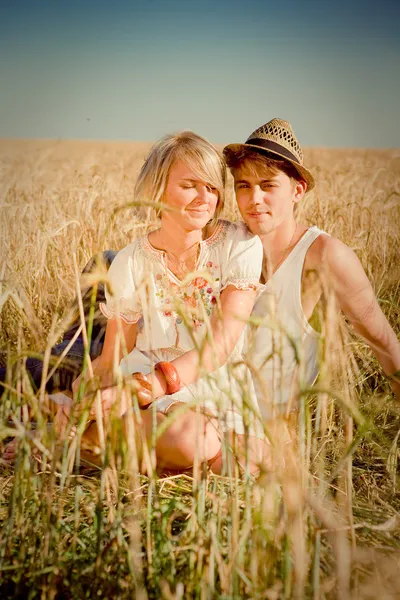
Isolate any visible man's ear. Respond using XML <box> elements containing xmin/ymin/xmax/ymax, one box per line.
<box><xmin>293</xmin><ymin>180</ymin><xmax>307</xmax><ymax>204</ymax></box>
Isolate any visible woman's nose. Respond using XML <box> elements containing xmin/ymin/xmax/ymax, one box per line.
<box><xmin>197</xmin><ymin>185</ymin><xmax>212</xmax><ymax>202</ymax></box>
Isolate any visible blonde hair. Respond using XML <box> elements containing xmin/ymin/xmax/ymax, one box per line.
<box><xmin>134</xmin><ymin>131</ymin><xmax>226</xmax><ymax>224</ymax></box>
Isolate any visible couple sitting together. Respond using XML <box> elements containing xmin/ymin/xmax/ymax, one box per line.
<box><xmin>3</xmin><ymin>118</ymin><xmax>400</xmax><ymax>475</ymax></box>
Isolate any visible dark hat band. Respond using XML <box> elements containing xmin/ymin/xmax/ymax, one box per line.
<box><xmin>245</xmin><ymin>138</ymin><xmax>300</xmax><ymax>165</ymax></box>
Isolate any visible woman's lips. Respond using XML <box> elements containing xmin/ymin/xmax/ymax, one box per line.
<box><xmin>187</xmin><ymin>208</ymin><xmax>208</xmax><ymax>215</ymax></box>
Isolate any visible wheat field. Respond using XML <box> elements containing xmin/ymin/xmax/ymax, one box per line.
<box><xmin>0</xmin><ymin>138</ymin><xmax>400</xmax><ymax>599</ymax></box>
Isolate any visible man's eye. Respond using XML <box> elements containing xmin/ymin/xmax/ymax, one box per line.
<box><xmin>236</xmin><ymin>183</ymin><xmax>249</xmax><ymax>189</ymax></box>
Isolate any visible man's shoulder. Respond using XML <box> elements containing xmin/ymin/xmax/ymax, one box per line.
<box><xmin>304</xmin><ymin>229</ymin><xmax>348</xmax><ymax>269</ymax></box>
<box><xmin>304</xmin><ymin>229</ymin><xmax>362</xmax><ymax>281</ymax></box>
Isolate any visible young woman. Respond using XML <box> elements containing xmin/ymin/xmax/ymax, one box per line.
<box><xmin>5</xmin><ymin>131</ymin><xmax>270</xmax><ymax>474</ymax></box>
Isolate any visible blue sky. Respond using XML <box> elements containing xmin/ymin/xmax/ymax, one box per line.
<box><xmin>0</xmin><ymin>0</ymin><xmax>399</xmax><ymax>147</ymax></box>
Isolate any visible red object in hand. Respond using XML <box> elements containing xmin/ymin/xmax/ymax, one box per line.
<box><xmin>132</xmin><ymin>372</ymin><xmax>152</xmax><ymax>408</ymax></box>
<box><xmin>155</xmin><ymin>361</ymin><xmax>182</xmax><ymax>395</ymax></box>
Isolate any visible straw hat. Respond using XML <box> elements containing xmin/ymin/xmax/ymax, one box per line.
<box><xmin>223</xmin><ymin>118</ymin><xmax>315</xmax><ymax>191</ymax></box>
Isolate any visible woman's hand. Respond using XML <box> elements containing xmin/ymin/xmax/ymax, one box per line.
<box><xmin>72</xmin><ymin>357</ymin><xmax>99</xmax><ymax>397</ymax></box>
<box><xmin>87</xmin><ymin>373</ymin><xmax>153</xmax><ymax>417</ymax></box>
<box><xmin>72</xmin><ymin>356</ymin><xmax>116</xmax><ymax>418</ymax></box>
<box><xmin>131</xmin><ymin>373</ymin><xmax>153</xmax><ymax>408</ymax></box>
<box><xmin>88</xmin><ymin>386</ymin><xmax>121</xmax><ymax>416</ymax></box>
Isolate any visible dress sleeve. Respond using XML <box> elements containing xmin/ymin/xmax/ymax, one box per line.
<box><xmin>221</xmin><ymin>222</ymin><xmax>263</xmax><ymax>292</ymax></box>
<box><xmin>99</xmin><ymin>243</ymin><xmax>142</xmax><ymax>324</ymax></box>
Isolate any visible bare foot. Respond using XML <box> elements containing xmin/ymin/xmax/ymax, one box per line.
<box><xmin>1</xmin><ymin>435</ymin><xmax>43</xmax><ymax>466</ymax></box>
<box><xmin>2</xmin><ymin>437</ymin><xmax>19</xmax><ymax>465</ymax></box>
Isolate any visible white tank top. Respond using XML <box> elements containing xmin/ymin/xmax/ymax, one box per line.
<box><xmin>248</xmin><ymin>226</ymin><xmax>325</xmax><ymax>418</ymax></box>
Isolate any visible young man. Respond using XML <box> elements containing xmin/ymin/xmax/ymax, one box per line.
<box><xmin>223</xmin><ymin>118</ymin><xmax>400</xmax><ymax>417</ymax></box>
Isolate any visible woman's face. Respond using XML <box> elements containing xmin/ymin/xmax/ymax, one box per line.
<box><xmin>162</xmin><ymin>160</ymin><xmax>219</xmax><ymax>230</ymax></box>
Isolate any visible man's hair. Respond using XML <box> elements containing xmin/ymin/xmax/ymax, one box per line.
<box><xmin>225</xmin><ymin>148</ymin><xmax>305</xmax><ymax>188</ymax></box>
<box><xmin>134</xmin><ymin>131</ymin><xmax>226</xmax><ymax>223</ymax></box>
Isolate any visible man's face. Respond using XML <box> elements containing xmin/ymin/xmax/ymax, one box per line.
<box><xmin>233</xmin><ymin>167</ymin><xmax>302</xmax><ymax>235</ymax></box>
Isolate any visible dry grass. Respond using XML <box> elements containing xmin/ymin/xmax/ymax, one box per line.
<box><xmin>0</xmin><ymin>138</ymin><xmax>400</xmax><ymax>599</ymax></box>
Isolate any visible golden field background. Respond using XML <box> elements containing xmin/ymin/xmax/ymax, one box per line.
<box><xmin>1</xmin><ymin>139</ymin><xmax>399</xmax><ymax>353</ymax></box>
<box><xmin>0</xmin><ymin>138</ymin><xmax>400</xmax><ymax>599</ymax></box>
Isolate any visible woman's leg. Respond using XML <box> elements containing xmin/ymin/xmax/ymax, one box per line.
<box><xmin>76</xmin><ymin>403</ymin><xmax>222</xmax><ymax>473</ymax></box>
<box><xmin>76</xmin><ymin>405</ymin><xmax>280</xmax><ymax>477</ymax></box>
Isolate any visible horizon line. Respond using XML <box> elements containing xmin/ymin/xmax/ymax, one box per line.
<box><xmin>1</xmin><ymin>136</ymin><xmax>399</xmax><ymax>153</ymax></box>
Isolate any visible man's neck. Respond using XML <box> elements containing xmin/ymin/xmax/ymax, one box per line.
<box><xmin>259</xmin><ymin>218</ymin><xmax>297</xmax><ymax>259</ymax></box>
<box><xmin>259</xmin><ymin>218</ymin><xmax>308</xmax><ymax>278</ymax></box>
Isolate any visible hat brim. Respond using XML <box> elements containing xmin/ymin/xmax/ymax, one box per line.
<box><xmin>223</xmin><ymin>142</ymin><xmax>315</xmax><ymax>191</ymax></box>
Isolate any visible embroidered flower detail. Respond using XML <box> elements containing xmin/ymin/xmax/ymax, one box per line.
<box><xmin>184</xmin><ymin>294</ymin><xmax>197</xmax><ymax>308</ymax></box>
<box><xmin>192</xmin><ymin>277</ymin><xmax>208</xmax><ymax>289</ymax></box>
<box><xmin>151</xmin><ymin>257</ymin><xmax>224</xmax><ymax>328</ymax></box>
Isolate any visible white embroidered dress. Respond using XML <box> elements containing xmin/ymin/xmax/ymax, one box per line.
<box><xmin>100</xmin><ymin>220</ymin><xmax>264</xmax><ymax>437</ymax></box>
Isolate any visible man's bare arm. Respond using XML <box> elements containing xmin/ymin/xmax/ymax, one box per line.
<box><xmin>322</xmin><ymin>236</ymin><xmax>400</xmax><ymax>399</ymax></box>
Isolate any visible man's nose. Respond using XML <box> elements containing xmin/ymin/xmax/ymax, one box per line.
<box><xmin>250</xmin><ymin>187</ymin><xmax>263</xmax><ymax>205</ymax></box>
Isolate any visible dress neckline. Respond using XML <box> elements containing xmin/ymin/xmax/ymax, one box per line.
<box><xmin>145</xmin><ymin>219</ymin><xmax>225</xmax><ymax>256</ymax></box>
<box><xmin>143</xmin><ymin>219</ymin><xmax>227</xmax><ymax>284</ymax></box>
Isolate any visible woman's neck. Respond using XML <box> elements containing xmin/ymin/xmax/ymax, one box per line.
<box><xmin>152</xmin><ymin>218</ymin><xmax>204</xmax><ymax>257</ymax></box>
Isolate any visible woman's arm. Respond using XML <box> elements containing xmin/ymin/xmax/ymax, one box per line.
<box><xmin>72</xmin><ymin>318</ymin><xmax>138</xmax><ymax>395</ymax></box>
<box><xmin>150</xmin><ymin>285</ymin><xmax>257</xmax><ymax>397</ymax></box>
<box><xmin>96</xmin><ymin>318</ymin><xmax>138</xmax><ymax>378</ymax></box>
